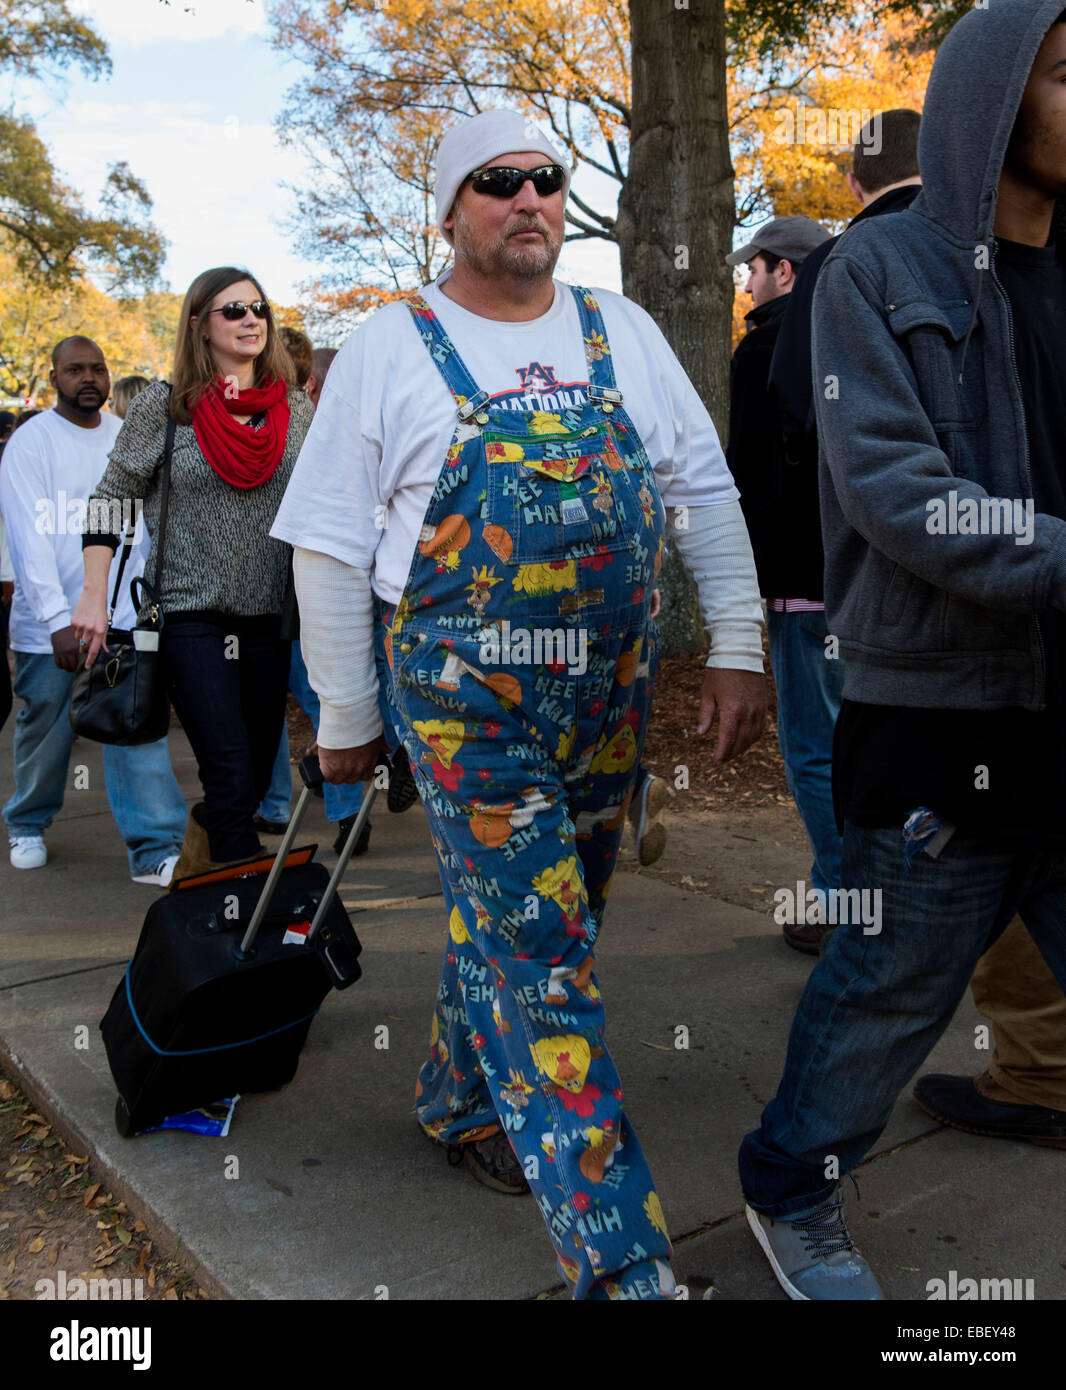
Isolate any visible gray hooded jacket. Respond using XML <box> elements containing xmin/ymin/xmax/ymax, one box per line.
<box><xmin>813</xmin><ymin>0</ymin><xmax>1066</xmax><ymax>712</ymax></box>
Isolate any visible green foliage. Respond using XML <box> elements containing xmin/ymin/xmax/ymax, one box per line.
<box><xmin>0</xmin><ymin>0</ymin><xmax>110</xmax><ymax>79</ymax></box>
<box><xmin>0</xmin><ymin>115</ymin><xmax>166</xmax><ymax>292</ymax></box>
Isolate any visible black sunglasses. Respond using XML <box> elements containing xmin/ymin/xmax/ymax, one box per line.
<box><xmin>209</xmin><ymin>300</ymin><xmax>271</xmax><ymax>321</ymax></box>
<box><xmin>467</xmin><ymin>164</ymin><xmax>566</xmax><ymax>199</ymax></box>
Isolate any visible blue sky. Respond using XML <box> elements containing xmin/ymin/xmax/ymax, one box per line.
<box><xmin>8</xmin><ymin>0</ymin><xmax>623</xmax><ymax>306</ymax></box>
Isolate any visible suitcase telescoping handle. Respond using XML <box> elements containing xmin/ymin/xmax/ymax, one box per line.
<box><xmin>236</xmin><ymin>754</ymin><xmax>377</xmax><ymax>958</ymax></box>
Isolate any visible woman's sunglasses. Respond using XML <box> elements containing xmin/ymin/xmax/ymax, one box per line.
<box><xmin>209</xmin><ymin>300</ymin><xmax>271</xmax><ymax>321</ymax></box>
<box><xmin>467</xmin><ymin>164</ymin><xmax>566</xmax><ymax>199</ymax></box>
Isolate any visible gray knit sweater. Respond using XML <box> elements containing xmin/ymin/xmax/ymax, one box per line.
<box><xmin>89</xmin><ymin>380</ymin><xmax>314</xmax><ymax>617</ymax></box>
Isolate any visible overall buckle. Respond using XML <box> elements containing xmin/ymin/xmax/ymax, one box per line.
<box><xmin>587</xmin><ymin>384</ymin><xmax>624</xmax><ymax>409</ymax></box>
<box><xmin>456</xmin><ymin>390</ymin><xmax>490</xmax><ymax>422</ymax></box>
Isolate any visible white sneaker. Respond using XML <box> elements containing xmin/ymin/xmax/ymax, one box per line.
<box><xmin>9</xmin><ymin>836</ymin><xmax>47</xmax><ymax>870</ymax></box>
<box><xmin>131</xmin><ymin>853</ymin><xmax>179</xmax><ymax>888</ymax></box>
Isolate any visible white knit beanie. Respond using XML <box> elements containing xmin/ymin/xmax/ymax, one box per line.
<box><xmin>435</xmin><ymin>109</ymin><xmax>571</xmax><ymax>244</ymax></box>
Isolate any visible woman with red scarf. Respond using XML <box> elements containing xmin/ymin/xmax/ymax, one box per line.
<box><xmin>74</xmin><ymin>267</ymin><xmax>314</xmax><ymax>880</ymax></box>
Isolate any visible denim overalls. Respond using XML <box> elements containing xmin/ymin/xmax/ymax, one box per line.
<box><xmin>378</xmin><ymin>285</ymin><xmax>673</xmax><ymax>1298</ymax></box>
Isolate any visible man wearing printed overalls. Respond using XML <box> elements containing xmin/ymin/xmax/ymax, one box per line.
<box><xmin>272</xmin><ymin>110</ymin><xmax>767</xmax><ymax>1300</ymax></box>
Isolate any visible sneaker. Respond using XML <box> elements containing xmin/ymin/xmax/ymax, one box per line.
<box><xmin>745</xmin><ymin>1187</ymin><xmax>884</xmax><ymax>1300</ymax></box>
<box><xmin>914</xmin><ymin>1071</ymin><xmax>1066</xmax><ymax>1149</ymax></box>
<box><xmin>252</xmin><ymin>814</ymin><xmax>290</xmax><ymax>835</ymax></box>
<box><xmin>386</xmin><ymin>747</ymin><xmax>419</xmax><ymax>814</ymax></box>
<box><xmin>131</xmin><ymin>854</ymin><xmax>180</xmax><ymax>888</ymax></box>
<box><xmin>627</xmin><ymin>773</ymin><xmax>669</xmax><ymax>865</ymax></box>
<box><xmin>9</xmin><ymin>836</ymin><xmax>47</xmax><ymax>870</ymax></box>
<box><xmin>333</xmin><ymin>817</ymin><xmax>371</xmax><ymax>857</ymax></box>
<box><xmin>782</xmin><ymin>920</ymin><xmax>826</xmax><ymax>956</ymax></box>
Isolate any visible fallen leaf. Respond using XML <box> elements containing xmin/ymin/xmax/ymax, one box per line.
<box><xmin>0</xmin><ymin>1082</ymin><xmax>14</xmax><ymax>1100</ymax></box>
<box><xmin>640</xmin><ymin>1040</ymin><xmax>671</xmax><ymax>1052</ymax></box>
<box><xmin>147</xmin><ymin>1265</ymin><xmax>156</xmax><ymax>1289</ymax></box>
<box><xmin>27</xmin><ymin>1237</ymin><xmax>45</xmax><ymax>1254</ymax></box>
<box><xmin>115</xmin><ymin>1226</ymin><xmax>131</xmax><ymax>1245</ymax></box>
<box><xmin>48</xmin><ymin>1244</ymin><xmax>59</xmax><ymax>1266</ymax></box>
<box><xmin>132</xmin><ymin>1219</ymin><xmax>146</xmax><ymax>1233</ymax></box>
<box><xmin>64</xmin><ymin>1154</ymin><xmax>89</xmax><ymax>1166</ymax></box>
<box><xmin>82</xmin><ymin>1183</ymin><xmax>100</xmax><ymax>1208</ymax></box>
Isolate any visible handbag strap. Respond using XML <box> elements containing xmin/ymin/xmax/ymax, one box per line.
<box><xmin>107</xmin><ymin>527</ymin><xmax>136</xmax><ymax>624</ymax></box>
<box><xmin>153</xmin><ymin>404</ymin><xmax>176</xmax><ymax>593</ymax></box>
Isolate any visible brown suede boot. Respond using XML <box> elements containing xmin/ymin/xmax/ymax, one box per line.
<box><xmin>169</xmin><ymin>803</ymin><xmax>265</xmax><ymax>887</ymax></box>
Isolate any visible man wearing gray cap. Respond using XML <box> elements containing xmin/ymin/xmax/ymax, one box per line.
<box><xmin>726</xmin><ymin>215</ymin><xmax>835</xmax><ymax>954</ymax></box>
<box><xmin>273</xmin><ymin>107</ymin><xmax>767</xmax><ymax>1299</ymax></box>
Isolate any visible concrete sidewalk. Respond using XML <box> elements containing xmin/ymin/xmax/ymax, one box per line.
<box><xmin>1</xmin><ymin>729</ymin><xmax>1063</xmax><ymax>1301</ymax></box>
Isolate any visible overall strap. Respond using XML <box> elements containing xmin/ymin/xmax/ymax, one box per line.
<box><xmin>569</xmin><ymin>285</ymin><xmax>623</xmax><ymax>405</ymax></box>
<box><xmin>405</xmin><ymin>294</ymin><xmax>490</xmax><ymax>422</ymax></box>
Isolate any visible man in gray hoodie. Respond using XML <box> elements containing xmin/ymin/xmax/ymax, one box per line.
<box><xmin>739</xmin><ymin>0</ymin><xmax>1066</xmax><ymax>1299</ymax></box>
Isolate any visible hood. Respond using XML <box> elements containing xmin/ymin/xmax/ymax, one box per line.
<box><xmin>912</xmin><ymin>0</ymin><xmax>1066</xmax><ymax>246</ymax></box>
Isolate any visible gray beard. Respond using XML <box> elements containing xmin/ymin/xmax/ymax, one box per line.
<box><xmin>452</xmin><ymin>206</ymin><xmax>562</xmax><ymax>281</ymax></box>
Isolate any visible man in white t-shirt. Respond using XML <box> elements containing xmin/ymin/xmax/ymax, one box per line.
<box><xmin>0</xmin><ymin>337</ymin><xmax>186</xmax><ymax>883</ymax></box>
<box><xmin>272</xmin><ymin>110</ymin><xmax>767</xmax><ymax>1299</ymax></box>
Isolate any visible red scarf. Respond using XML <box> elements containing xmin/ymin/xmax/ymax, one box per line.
<box><xmin>190</xmin><ymin>375</ymin><xmax>290</xmax><ymax>488</ymax></box>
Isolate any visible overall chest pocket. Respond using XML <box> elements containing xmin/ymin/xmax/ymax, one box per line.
<box><xmin>482</xmin><ymin>422</ymin><xmax>648</xmax><ymax>566</ymax></box>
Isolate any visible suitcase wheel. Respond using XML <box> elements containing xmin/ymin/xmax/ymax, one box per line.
<box><xmin>114</xmin><ymin>1095</ymin><xmax>138</xmax><ymax>1138</ymax></box>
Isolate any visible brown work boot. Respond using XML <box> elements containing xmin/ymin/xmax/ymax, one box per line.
<box><xmin>427</xmin><ymin>1124</ymin><xmax>531</xmax><ymax>1195</ymax></box>
<box><xmin>170</xmin><ymin>803</ymin><xmax>265</xmax><ymax>886</ymax></box>
<box><xmin>454</xmin><ymin>1130</ymin><xmax>531</xmax><ymax>1194</ymax></box>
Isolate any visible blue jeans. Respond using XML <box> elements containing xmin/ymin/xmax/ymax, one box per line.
<box><xmin>3</xmin><ymin>651</ymin><xmax>186</xmax><ymax>876</ymax></box>
<box><xmin>766</xmin><ymin>608</ymin><xmax>844</xmax><ymax>892</ymax></box>
<box><xmin>738</xmin><ymin>820</ymin><xmax>1066</xmax><ymax>1216</ymax></box>
<box><xmin>258</xmin><ymin>641</ymin><xmax>365</xmax><ymax>825</ymax></box>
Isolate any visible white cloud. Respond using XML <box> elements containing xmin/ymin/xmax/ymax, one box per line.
<box><xmin>44</xmin><ymin>107</ymin><xmax>311</xmax><ymax>300</ymax></box>
<box><xmin>80</xmin><ymin>0</ymin><xmax>267</xmax><ymax>47</ymax></box>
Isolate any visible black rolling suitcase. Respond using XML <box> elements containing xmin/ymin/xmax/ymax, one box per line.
<box><xmin>101</xmin><ymin>757</ymin><xmax>372</xmax><ymax>1136</ymax></box>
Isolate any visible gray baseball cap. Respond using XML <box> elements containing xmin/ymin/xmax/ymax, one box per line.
<box><xmin>725</xmin><ymin>214</ymin><xmax>830</xmax><ymax>267</ymax></box>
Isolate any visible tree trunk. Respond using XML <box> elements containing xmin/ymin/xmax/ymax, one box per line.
<box><xmin>617</xmin><ymin>0</ymin><xmax>735</xmax><ymax>656</ymax></box>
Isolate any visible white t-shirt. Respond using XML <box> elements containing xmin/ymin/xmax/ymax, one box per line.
<box><xmin>0</xmin><ymin>409</ymin><xmax>147</xmax><ymax>654</ymax></box>
<box><xmin>272</xmin><ymin>276</ymin><xmax>739</xmax><ymax>600</ymax></box>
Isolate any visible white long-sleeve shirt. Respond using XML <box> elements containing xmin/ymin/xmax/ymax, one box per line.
<box><xmin>0</xmin><ymin>409</ymin><xmax>145</xmax><ymax>653</ymax></box>
<box><xmin>273</xmin><ymin>276</ymin><xmax>764</xmax><ymax>747</ymax></box>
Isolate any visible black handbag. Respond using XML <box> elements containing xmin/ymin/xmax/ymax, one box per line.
<box><xmin>69</xmin><ymin>415</ymin><xmax>176</xmax><ymax>746</ymax></box>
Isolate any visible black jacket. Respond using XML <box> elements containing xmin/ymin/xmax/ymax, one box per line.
<box><xmin>735</xmin><ymin>183</ymin><xmax>922</xmax><ymax>601</ymax></box>
<box><xmin>726</xmin><ymin>292</ymin><xmax>814</xmax><ymax>598</ymax></box>
<box><xmin>769</xmin><ymin>183</ymin><xmax>922</xmax><ymax>469</ymax></box>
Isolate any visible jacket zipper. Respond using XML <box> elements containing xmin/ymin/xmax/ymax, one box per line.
<box><xmin>989</xmin><ymin>245</ymin><xmax>1045</xmax><ymax>707</ymax></box>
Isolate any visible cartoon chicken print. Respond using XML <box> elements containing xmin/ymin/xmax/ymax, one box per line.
<box><xmin>528</xmin><ymin>1034</ymin><xmax>601</xmax><ymax>1118</ymax></box>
